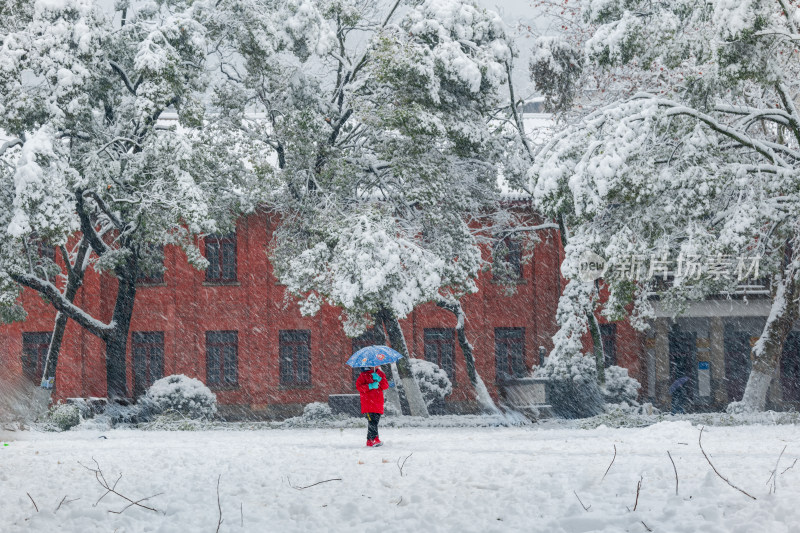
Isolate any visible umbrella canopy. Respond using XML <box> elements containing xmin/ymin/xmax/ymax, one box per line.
<box><xmin>346</xmin><ymin>345</ymin><xmax>404</xmax><ymax>368</ymax></box>
<box><xmin>669</xmin><ymin>376</ymin><xmax>690</xmax><ymax>394</ymax></box>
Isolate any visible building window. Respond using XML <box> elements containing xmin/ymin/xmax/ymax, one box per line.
<box><xmin>424</xmin><ymin>328</ymin><xmax>456</xmax><ymax>384</ymax></box>
<box><xmin>493</xmin><ymin>235</ymin><xmax>523</xmax><ymax>282</ymax></box>
<box><xmin>280</xmin><ymin>330</ymin><xmax>311</xmax><ymax>386</ymax></box>
<box><xmin>21</xmin><ymin>332</ymin><xmax>51</xmax><ymax>384</ymax></box>
<box><xmin>351</xmin><ymin>328</ymin><xmax>387</xmax><ymax>387</ymax></box>
<box><xmin>205</xmin><ymin>233</ymin><xmax>237</xmax><ymax>283</ymax></box>
<box><xmin>495</xmin><ymin>328</ymin><xmax>526</xmax><ymax>381</ymax></box>
<box><xmin>137</xmin><ymin>245</ymin><xmax>165</xmax><ymax>285</ymax></box>
<box><xmin>132</xmin><ymin>332</ymin><xmax>164</xmax><ymax>398</ymax></box>
<box><xmin>781</xmin><ymin>332</ymin><xmax>800</xmax><ymax>403</ymax></box>
<box><xmin>206</xmin><ymin>331</ymin><xmax>238</xmax><ymax>387</ymax></box>
<box><xmin>600</xmin><ymin>323</ymin><xmax>617</xmax><ymax>368</ymax></box>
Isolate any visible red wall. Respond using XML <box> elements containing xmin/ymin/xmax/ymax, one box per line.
<box><xmin>0</xmin><ymin>210</ymin><xmax>603</xmax><ymax>412</ymax></box>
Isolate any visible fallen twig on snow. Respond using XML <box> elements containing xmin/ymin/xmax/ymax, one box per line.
<box><xmin>78</xmin><ymin>457</ymin><xmax>163</xmax><ymax>513</ymax></box>
<box><xmin>26</xmin><ymin>492</ymin><xmax>38</xmax><ymax>513</ymax></box>
<box><xmin>698</xmin><ymin>427</ymin><xmax>756</xmax><ymax>500</ymax></box>
<box><xmin>216</xmin><ymin>475</ymin><xmax>223</xmax><ymax>533</ymax></box>
<box><xmin>55</xmin><ymin>495</ymin><xmax>80</xmax><ymax>512</ymax></box>
<box><xmin>781</xmin><ymin>458</ymin><xmax>797</xmax><ymax>475</ymax></box>
<box><xmin>397</xmin><ymin>453</ymin><xmax>413</xmax><ymax>477</ymax></box>
<box><xmin>641</xmin><ymin>520</ymin><xmax>652</xmax><ymax>532</ymax></box>
<box><xmin>288</xmin><ymin>477</ymin><xmax>343</xmax><ymax>490</ymax></box>
<box><xmin>667</xmin><ymin>450</ymin><xmax>679</xmax><ymax>495</ymax></box>
<box><xmin>601</xmin><ymin>444</ymin><xmax>617</xmax><ymax>482</ymax></box>
<box><xmin>766</xmin><ymin>445</ymin><xmax>787</xmax><ymax>494</ymax></box>
<box><xmin>573</xmin><ymin>491</ymin><xmax>591</xmax><ymax>511</ymax></box>
<box><xmin>633</xmin><ymin>476</ymin><xmax>643</xmax><ymax>511</ymax></box>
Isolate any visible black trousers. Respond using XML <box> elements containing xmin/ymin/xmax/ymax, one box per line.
<box><xmin>366</xmin><ymin>413</ymin><xmax>381</xmax><ymax>440</ymax></box>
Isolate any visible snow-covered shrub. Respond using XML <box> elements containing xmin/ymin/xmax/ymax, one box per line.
<box><xmin>302</xmin><ymin>402</ymin><xmax>334</xmax><ymax>421</ymax></box>
<box><xmin>534</xmin><ymin>353</ymin><xmax>605</xmax><ymax>419</ymax></box>
<box><xmin>401</xmin><ymin>358</ymin><xmax>453</xmax><ymax>408</ymax></box>
<box><xmin>602</xmin><ymin>366</ymin><xmax>641</xmax><ymax>406</ymax></box>
<box><xmin>383</xmin><ymin>397</ymin><xmax>401</xmax><ymax>417</ymax></box>
<box><xmin>141</xmin><ymin>375</ymin><xmax>217</xmax><ymax>420</ymax></box>
<box><xmin>49</xmin><ymin>403</ymin><xmax>80</xmax><ymax>431</ymax></box>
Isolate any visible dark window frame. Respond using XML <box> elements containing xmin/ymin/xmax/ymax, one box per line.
<box><xmin>423</xmin><ymin>328</ymin><xmax>456</xmax><ymax>385</ymax></box>
<box><xmin>279</xmin><ymin>330</ymin><xmax>311</xmax><ymax>387</ymax></box>
<box><xmin>22</xmin><ymin>332</ymin><xmax>51</xmax><ymax>384</ymax></box>
<box><xmin>206</xmin><ymin>331</ymin><xmax>239</xmax><ymax>388</ymax></box>
<box><xmin>495</xmin><ymin>327</ymin><xmax>526</xmax><ymax>382</ymax></box>
<box><xmin>493</xmin><ymin>234</ymin><xmax>523</xmax><ymax>282</ymax></box>
<box><xmin>599</xmin><ymin>323</ymin><xmax>617</xmax><ymax>368</ymax></box>
<box><xmin>132</xmin><ymin>331</ymin><xmax>165</xmax><ymax>398</ymax></box>
<box><xmin>205</xmin><ymin>233</ymin><xmax>237</xmax><ymax>283</ymax></box>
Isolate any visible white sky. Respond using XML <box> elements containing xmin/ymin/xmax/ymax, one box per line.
<box><xmin>477</xmin><ymin>0</ymin><xmax>550</xmax><ymax>99</ymax></box>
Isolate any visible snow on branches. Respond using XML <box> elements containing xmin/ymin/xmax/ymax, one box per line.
<box><xmin>530</xmin><ymin>0</ymin><xmax>800</xmax><ymax>410</ymax></box>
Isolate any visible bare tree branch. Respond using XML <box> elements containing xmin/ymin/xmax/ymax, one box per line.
<box><xmin>26</xmin><ymin>492</ymin><xmax>38</xmax><ymax>513</ymax></box>
<box><xmin>109</xmin><ymin>61</ymin><xmax>137</xmax><ymax>96</ymax></box>
<box><xmin>11</xmin><ymin>273</ymin><xmax>113</xmax><ymax>340</ymax></box>
<box><xmin>601</xmin><ymin>444</ymin><xmax>617</xmax><ymax>482</ymax></box>
<box><xmin>79</xmin><ymin>458</ymin><xmax>163</xmax><ymax>513</ymax></box>
<box><xmin>698</xmin><ymin>427</ymin><xmax>757</xmax><ymax>500</ymax></box>
<box><xmin>667</xmin><ymin>450</ymin><xmax>678</xmax><ymax>495</ymax></box>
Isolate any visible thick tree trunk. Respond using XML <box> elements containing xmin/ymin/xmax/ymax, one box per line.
<box><xmin>557</xmin><ymin>215</ymin><xmax>606</xmax><ymax>383</ymax></box>
<box><xmin>736</xmin><ymin>268</ymin><xmax>798</xmax><ymax>412</ymax></box>
<box><xmin>105</xmin><ymin>265</ymin><xmax>138</xmax><ymax>399</ymax></box>
<box><xmin>436</xmin><ymin>298</ymin><xmax>500</xmax><ymax>413</ymax></box>
<box><xmin>378</xmin><ymin>306</ymin><xmax>429</xmax><ymax>417</ymax></box>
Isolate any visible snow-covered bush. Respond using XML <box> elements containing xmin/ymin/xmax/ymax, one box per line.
<box><xmin>302</xmin><ymin>402</ymin><xmax>334</xmax><ymax>421</ymax></box>
<box><xmin>141</xmin><ymin>375</ymin><xmax>217</xmax><ymax>420</ymax></box>
<box><xmin>534</xmin><ymin>353</ymin><xmax>605</xmax><ymax>419</ymax></box>
<box><xmin>49</xmin><ymin>403</ymin><xmax>80</xmax><ymax>431</ymax></box>
<box><xmin>405</xmin><ymin>358</ymin><xmax>453</xmax><ymax>408</ymax></box>
<box><xmin>383</xmin><ymin>397</ymin><xmax>401</xmax><ymax>417</ymax></box>
<box><xmin>602</xmin><ymin>366</ymin><xmax>641</xmax><ymax>406</ymax></box>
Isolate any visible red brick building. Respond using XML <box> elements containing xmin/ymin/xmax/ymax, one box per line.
<box><xmin>0</xmin><ymin>209</ymin><xmax>646</xmax><ymax>418</ymax></box>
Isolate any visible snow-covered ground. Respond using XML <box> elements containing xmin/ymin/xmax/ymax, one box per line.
<box><xmin>2</xmin><ymin>421</ymin><xmax>800</xmax><ymax>532</ymax></box>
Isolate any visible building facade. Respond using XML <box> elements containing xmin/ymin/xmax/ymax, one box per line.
<box><xmin>7</xmin><ymin>208</ymin><xmax>797</xmax><ymax>416</ymax></box>
<box><xmin>2</xmin><ymin>209</ymin><xmax>649</xmax><ymax>418</ymax></box>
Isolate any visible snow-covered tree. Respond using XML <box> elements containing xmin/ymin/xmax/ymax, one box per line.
<box><xmin>0</xmin><ymin>0</ymin><xmax>260</xmax><ymax>397</ymax></box>
<box><xmin>529</xmin><ymin>0</ymin><xmax>800</xmax><ymax>411</ymax></box>
<box><xmin>205</xmin><ymin>0</ymin><xmax>521</xmax><ymax>415</ymax></box>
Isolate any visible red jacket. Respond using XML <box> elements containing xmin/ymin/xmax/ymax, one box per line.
<box><xmin>356</xmin><ymin>368</ymin><xmax>389</xmax><ymax>414</ymax></box>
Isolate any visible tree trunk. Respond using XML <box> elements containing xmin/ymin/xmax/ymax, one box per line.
<box><xmin>378</xmin><ymin>306</ymin><xmax>429</xmax><ymax>417</ymax></box>
<box><xmin>372</xmin><ymin>314</ymin><xmax>404</xmax><ymax>415</ymax></box>
<box><xmin>589</xmin><ymin>309</ymin><xmax>606</xmax><ymax>384</ymax></box>
<box><xmin>436</xmin><ymin>298</ymin><xmax>500</xmax><ymax>413</ymax></box>
<box><xmin>105</xmin><ymin>266</ymin><xmax>138</xmax><ymax>399</ymax></box>
<box><xmin>557</xmin><ymin>215</ymin><xmax>605</xmax><ymax>383</ymax></box>
<box><xmin>41</xmin><ymin>241</ymin><xmax>91</xmax><ymax>389</ymax></box>
<box><xmin>736</xmin><ymin>267</ymin><xmax>798</xmax><ymax>411</ymax></box>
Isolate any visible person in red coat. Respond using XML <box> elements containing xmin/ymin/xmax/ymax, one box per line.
<box><xmin>356</xmin><ymin>366</ymin><xmax>389</xmax><ymax>447</ymax></box>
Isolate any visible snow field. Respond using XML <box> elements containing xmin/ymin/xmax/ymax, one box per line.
<box><xmin>2</xmin><ymin>422</ymin><xmax>800</xmax><ymax>532</ymax></box>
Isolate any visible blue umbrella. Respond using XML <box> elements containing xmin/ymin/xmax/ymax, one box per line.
<box><xmin>346</xmin><ymin>345</ymin><xmax>404</xmax><ymax>368</ymax></box>
<box><xmin>669</xmin><ymin>376</ymin><xmax>690</xmax><ymax>394</ymax></box>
